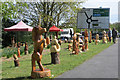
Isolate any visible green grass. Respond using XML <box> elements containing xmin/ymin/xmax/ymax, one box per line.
<box><xmin>2</xmin><ymin>41</ymin><xmax>113</xmax><ymax>80</ymax></box>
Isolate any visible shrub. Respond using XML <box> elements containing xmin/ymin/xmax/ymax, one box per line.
<box><xmin>1</xmin><ymin>44</ymin><xmax>34</xmax><ymax>58</ymax></box>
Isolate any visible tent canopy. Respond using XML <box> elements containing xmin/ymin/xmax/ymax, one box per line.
<box><xmin>4</xmin><ymin>21</ymin><xmax>33</xmax><ymax>31</ymax></box>
<box><xmin>49</xmin><ymin>25</ymin><xmax>62</xmax><ymax>32</ymax></box>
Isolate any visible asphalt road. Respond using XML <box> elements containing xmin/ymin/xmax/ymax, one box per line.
<box><xmin>57</xmin><ymin>39</ymin><xmax>119</xmax><ymax>78</ymax></box>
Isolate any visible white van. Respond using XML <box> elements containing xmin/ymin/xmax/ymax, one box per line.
<box><xmin>60</xmin><ymin>28</ymin><xmax>74</xmax><ymax>40</ymax></box>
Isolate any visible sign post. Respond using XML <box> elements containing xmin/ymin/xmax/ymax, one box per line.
<box><xmin>77</xmin><ymin>8</ymin><xmax>110</xmax><ymax>42</ymax></box>
<box><xmin>77</xmin><ymin>8</ymin><xmax>110</xmax><ymax>29</ymax></box>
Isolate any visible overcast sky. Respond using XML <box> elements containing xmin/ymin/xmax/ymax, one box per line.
<box><xmin>82</xmin><ymin>0</ymin><xmax>119</xmax><ymax>23</ymax></box>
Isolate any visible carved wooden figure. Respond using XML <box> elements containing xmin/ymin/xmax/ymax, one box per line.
<box><xmin>46</xmin><ymin>37</ymin><xmax>50</xmax><ymax>46</ymax></box>
<box><xmin>72</xmin><ymin>36</ymin><xmax>79</xmax><ymax>54</ymax></box>
<box><xmin>95</xmin><ymin>34</ymin><xmax>100</xmax><ymax>45</ymax></box>
<box><xmin>84</xmin><ymin>29</ymin><xmax>88</xmax><ymax>50</ymax></box>
<box><xmin>13</xmin><ymin>54</ymin><xmax>19</xmax><ymax>67</ymax></box>
<box><xmin>17</xmin><ymin>42</ymin><xmax>21</xmax><ymax>58</ymax></box>
<box><xmin>50</xmin><ymin>36</ymin><xmax>60</xmax><ymax>64</ymax></box>
<box><xmin>24</xmin><ymin>42</ymin><xmax>28</xmax><ymax>55</ymax></box>
<box><xmin>68</xmin><ymin>44</ymin><xmax>72</xmax><ymax>51</ymax></box>
<box><xmin>102</xmin><ymin>31</ymin><xmax>107</xmax><ymax>44</ymax></box>
<box><xmin>58</xmin><ymin>39</ymin><xmax>62</xmax><ymax>45</ymax></box>
<box><xmin>76</xmin><ymin>34</ymin><xmax>82</xmax><ymax>53</ymax></box>
<box><xmin>89</xmin><ymin>31</ymin><xmax>92</xmax><ymax>43</ymax></box>
<box><xmin>31</xmin><ymin>27</ymin><xmax>51</xmax><ymax>78</ymax></box>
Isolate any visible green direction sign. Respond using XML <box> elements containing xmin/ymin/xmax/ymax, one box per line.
<box><xmin>93</xmin><ymin>8</ymin><xmax>109</xmax><ymax>17</ymax></box>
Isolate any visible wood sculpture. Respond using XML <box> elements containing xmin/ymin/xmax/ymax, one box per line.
<box><xmin>31</xmin><ymin>27</ymin><xmax>51</xmax><ymax>78</ymax></box>
<box><xmin>58</xmin><ymin>39</ymin><xmax>62</xmax><ymax>45</ymax></box>
<box><xmin>13</xmin><ymin>54</ymin><xmax>19</xmax><ymax>67</ymax></box>
<box><xmin>68</xmin><ymin>44</ymin><xmax>72</xmax><ymax>51</ymax></box>
<box><xmin>95</xmin><ymin>34</ymin><xmax>100</xmax><ymax>45</ymax></box>
<box><xmin>44</xmin><ymin>39</ymin><xmax>47</xmax><ymax>48</ymax></box>
<box><xmin>72</xmin><ymin>35</ymin><xmax>79</xmax><ymax>54</ymax></box>
<box><xmin>80</xmin><ymin>37</ymin><xmax>85</xmax><ymax>52</ymax></box>
<box><xmin>70</xmin><ymin>40</ymin><xmax>73</xmax><ymax>43</ymax></box>
<box><xmin>84</xmin><ymin>29</ymin><xmax>89</xmax><ymax>50</ymax></box>
<box><xmin>89</xmin><ymin>31</ymin><xmax>92</xmax><ymax>43</ymax></box>
<box><xmin>17</xmin><ymin>42</ymin><xmax>21</xmax><ymax>58</ymax></box>
<box><xmin>46</xmin><ymin>37</ymin><xmax>50</xmax><ymax>46</ymax></box>
<box><xmin>24</xmin><ymin>42</ymin><xmax>28</xmax><ymax>55</ymax></box>
<box><xmin>76</xmin><ymin>34</ymin><xmax>82</xmax><ymax>53</ymax></box>
<box><xmin>102</xmin><ymin>31</ymin><xmax>107</xmax><ymax>43</ymax></box>
<box><xmin>50</xmin><ymin>36</ymin><xmax>60</xmax><ymax>64</ymax></box>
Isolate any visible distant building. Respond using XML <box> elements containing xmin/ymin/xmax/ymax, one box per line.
<box><xmin>118</xmin><ymin>1</ymin><xmax>120</xmax><ymax>21</ymax></box>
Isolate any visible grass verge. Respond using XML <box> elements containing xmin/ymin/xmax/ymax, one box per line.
<box><xmin>2</xmin><ymin>41</ymin><xmax>113</xmax><ymax>80</ymax></box>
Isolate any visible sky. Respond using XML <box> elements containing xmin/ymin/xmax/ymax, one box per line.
<box><xmin>82</xmin><ymin>0</ymin><xmax>119</xmax><ymax>23</ymax></box>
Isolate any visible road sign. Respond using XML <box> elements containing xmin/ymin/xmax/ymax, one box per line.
<box><xmin>77</xmin><ymin>8</ymin><xmax>110</xmax><ymax>29</ymax></box>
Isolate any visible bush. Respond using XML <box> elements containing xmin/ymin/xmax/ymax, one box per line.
<box><xmin>1</xmin><ymin>44</ymin><xmax>34</xmax><ymax>58</ymax></box>
<box><xmin>2</xmin><ymin>47</ymin><xmax>17</xmax><ymax>58</ymax></box>
<box><xmin>28</xmin><ymin>45</ymin><xmax>33</xmax><ymax>54</ymax></box>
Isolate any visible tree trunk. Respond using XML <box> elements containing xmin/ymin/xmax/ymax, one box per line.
<box><xmin>31</xmin><ymin>69</ymin><xmax>51</xmax><ymax>78</ymax></box>
<box><xmin>51</xmin><ymin>52</ymin><xmax>60</xmax><ymax>64</ymax></box>
<box><xmin>14</xmin><ymin>60</ymin><xmax>19</xmax><ymax>67</ymax></box>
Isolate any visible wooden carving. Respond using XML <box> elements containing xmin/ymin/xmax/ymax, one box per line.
<box><xmin>32</xmin><ymin>27</ymin><xmax>46</xmax><ymax>71</ymax></box>
<box><xmin>17</xmin><ymin>42</ymin><xmax>21</xmax><ymax>58</ymax></box>
<box><xmin>95</xmin><ymin>34</ymin><xmax>100</xmax><ymax>45</ymax></box>
<box><xmin>102</xmin><ymin>31</ymin><xmax>107</xmax><ymax>43</ymax></box>
<box><xmin>13</xmin><ymin>54</ymin><xmax>19</xmax><ymax>67</ymax></box>
<box><xmin>24</xmin><ymin>42</ymin><xmax>28</xmax><ymax>55</ymax></box>
<box><xmin>72</xmin><ymin>36</ymin><xmax>79</xmax><ymax>54</ymax></box>
<box><xmin>50</xmin><ymin>36</ymin><xmax>60</xmax><ymax>64</ymax></box>
<box><xmin>46</xmin><ymin>37</ymin><xmax>50</xmax><ymax>45</ymax></box>
<box><xmin>84</xmin><ymin>29</ymin><xmax>88</xmax><ymax>50</ymax></box>
<box><xmin>89</xmin><ymin>31</ymin><xmax>92</xmax><ymax>43</ymax></box>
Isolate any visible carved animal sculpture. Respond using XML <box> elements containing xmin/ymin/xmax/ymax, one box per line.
<box><xmin>50</xmin><ymin>36</ymin><xmax>60</xmax><ymax>64</ymax></box>
<box><xmin>95</xmin><ymin>34</ymin><xmax>100</xmax><ymax>45</ymax></box>
<box><xmin>50</xmin><ymin>37</ymin><xmax>60</xmax><ymax>53</ymax></box>
<box><xmin>32</xmin><ymin>27</ymin><xmax>46</xmax><ymax>71</ymax></box>
<box><xmin>72</xmin><ymin>36</ymin><xmax>79</xmax><ymax>54</ymax></box>
<box><xmin>84</xmin><ymin>29</ymin><xmax>88</xmax><ymax>50</ymax></box>
<box><xmin>102</xmin><ymin>31</ymin><xmax>107</xmax><ymax>43</ymax></box>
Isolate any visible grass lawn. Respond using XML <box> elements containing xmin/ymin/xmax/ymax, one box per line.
<box><xmin>2</xmin><ymin>41</ymin><xmax>113</xmax><ymax>80</ymax></box>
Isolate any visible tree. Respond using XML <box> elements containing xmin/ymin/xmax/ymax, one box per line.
<box><xmin>20</xmin><ymin>1</ymin><xmax>85</xmax><ymax>30</ymax></box>
<box><xmin>1</xmin><ymin>2</ymin><xmax>30</xmax><ymax>47</ymax></box>
<box><xmin>110</xmin><ymin>22</ymin><xmax>120</xmax><ymax>32</ymax></box>
<box><xmin>1</xmin><ymin>1</ymin><xmax>86</xmax><ymax>47</ymax></box>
